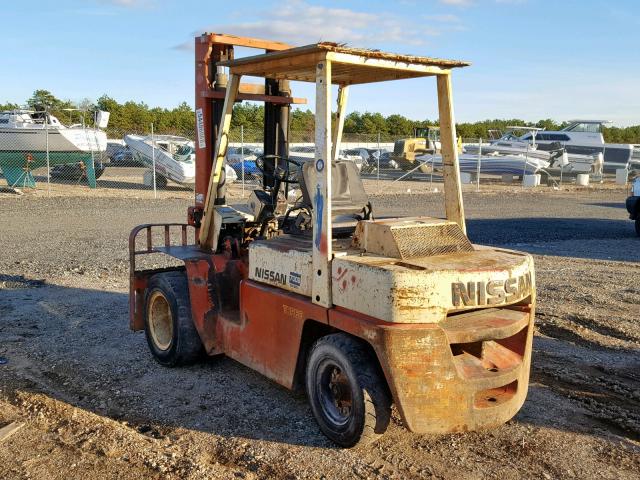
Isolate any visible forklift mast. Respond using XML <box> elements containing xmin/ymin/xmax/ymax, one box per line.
<box><xmin>263</xmin><ymin>78</ymin><xmax>290</xmax><ymax>189</ymax></box>
<box><xmin>191</xmin><ymin>34</ymin><xmax>301</xmax><ymax>225</ymax></box>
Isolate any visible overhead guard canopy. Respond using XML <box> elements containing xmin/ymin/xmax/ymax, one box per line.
<box><xmin>218</xmin><ymin>42</ymin><xmax>470</xmax><ymax>85</ymax></box>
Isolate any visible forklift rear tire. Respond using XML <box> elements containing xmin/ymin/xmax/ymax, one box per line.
<box><xmin>144</xmin><ymin>271</ymin><xmax>203</xmax><ymax>366</ymax></box>
<box><xmin>306</xmin><ymin>333</ymin><xmax>391</xmax><ymax>447</ymax></box>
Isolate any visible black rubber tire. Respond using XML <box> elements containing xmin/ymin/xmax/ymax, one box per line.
<box><xmin>306</xmin><ymin>333</ymin><xmax>391</xmax><ymax>447</ymax></box>
<box><xmin>635</xmin><ymin>218</ymin><xmax>640</xmax><ymax>237</ymax></box>
<box><xmin>143</xmin><ymin>271</ymin><xmax>203</xmax><ymax>366</ymax></box>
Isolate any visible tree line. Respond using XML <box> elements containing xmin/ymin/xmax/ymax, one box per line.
<box><xmin>2</xmin><ymin>90</ymin><xmax>639</xmax><ymax>143</ymax></box>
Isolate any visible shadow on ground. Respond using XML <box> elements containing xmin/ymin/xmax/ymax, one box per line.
<box><xmin>1</xmin><ymin>279</ymin><xmax>638</xmax><ymax>448</ymax></box>
<box><xmin>583</xmin><ymin>202</ymin><xmax>627</xmax><ymax>209</ymax></box>
<box><xmin>467</xmin><ymin>217</ymin><xmax>638</xmax><ymax>261</ymax></box>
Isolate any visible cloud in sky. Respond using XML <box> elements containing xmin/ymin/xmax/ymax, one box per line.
<box><xmin>101</xmin><ymin>0</ymin><xmax>151</xmax><ymax>7</ymax></box>
<box><xmin>174</xmin><ymin>0</ymin><xmax>453</xmax><ymax>51</ymax></box>
<box><xmin>439</xmin><ymin>0</ymin><xmax>473</xmax><ymax>6</ymax></box>
<box><xmin>423</xmin><ymin>13</ymin><xmax>467</xmax><ymax>31</ymax></box>
<box><xmin>424</xmin><ymin>14</ymin><xmax>462</xmax><ymax>23</ymax></box>
<box><xmin>439</xmin><ymin>0</ymin><xmax>527</xmax><ymax>6</ymax></box>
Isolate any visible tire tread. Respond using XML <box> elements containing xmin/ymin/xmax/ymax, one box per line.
<box><xmin>145</xmin><ymin>271</ymin><xmax>203</xmax><ymax>366</ymax></box>
<box><xmin>308</xmin><ymin>333</ymin><xmax>391</xmax><ymax>447</ymax></box>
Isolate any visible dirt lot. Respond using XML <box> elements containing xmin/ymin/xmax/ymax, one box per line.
<box><xmin>0</xmin><ymin>183</ymin><xmax>638</xmax><ymax>479</ymax></box>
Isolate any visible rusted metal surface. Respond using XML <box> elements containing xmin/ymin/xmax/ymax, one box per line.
<box><xmin>219</xmin><ymin>43</ymin><xmax>470</xmax><ymax>86</ymax></box>
<box><xmin>200</xmin><ymin>89</ymin><xmax>306</xmax><ymax>104</ymax></box>
<box><xmin>193</xmin><ymin>33</ymin><xmax>302</xmax><ymax>211</ymax></box>
<box><xmin>201</xmin><ymin>33</ymin><xmax>291</xmax><ymax>52</ymax></box>
<box><xmin>352</xmin><ymin>217</ymin><xmax>473</xmax><ymax>259</ymax></box>
<box><xmin>129</xmin><ymin>222</ymin><xmax>536</xmax><ymax>433</ymax></box>
<box><xmin>332</xmin><ymin>245</ymin><xmax>535</xmax><ymax>324</ymax></box>
<box><xmin>128</xmin><ymin>223</ymin><xmax>194</xmax><ymax>331</ymax></box>
<box><xmin>441</xmin><ymin>308</ymin><xmax>530</xmax><ymax>344</ymax></box>
<box><xmin>128</xmin><ymin>34</ymin><xmax>537</xmax><ymax>439</ymax></box>
<box><xmin>182</xmin><ymin>250</ymin><xmax>249</xmax><ymax>355</ymax></box>
<box><xmin>221</xmin><ymin>280</ymin><xmax>328</xmax><ymax>388</ymax></box>
<box><xmin>328</xmin><ymin>304</ymin><xmax>535</xmax><ymax>433</ymax></box>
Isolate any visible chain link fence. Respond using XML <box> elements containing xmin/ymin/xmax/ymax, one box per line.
<box><xmin>0</xmin><ymin>122</ymin><xmax>629</xmax><ymax>198</ymax></box>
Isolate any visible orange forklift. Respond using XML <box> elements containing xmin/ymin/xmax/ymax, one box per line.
<box><xmin>129</xmin><ymin>34</ymin><xmax>536</xmax><ymax>447</ymax></box>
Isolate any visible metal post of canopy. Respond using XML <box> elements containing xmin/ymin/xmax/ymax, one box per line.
<box><xmin>311</xmin><ymin>59</ymin><xmax>333</xmax><ymax>308</ymax></box>
<box><xmin>437</xmin><ymin>73</ymin><xmax>466</xmax><ymax>235</ymax></box>
<box><xmin>199</xmin><ymin>73</ymin><xmax>241</xmax><ymax>250</ymax></box>
<box><xmin>332</xmin><ymin>86</ymin><xmax>349</xmax><ymax>162</ymax></box>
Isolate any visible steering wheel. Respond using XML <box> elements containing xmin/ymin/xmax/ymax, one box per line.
<box><xmin>255</xmin><ymin>154</ymin><xmax>302</xmax><ymax>184</ymax></box>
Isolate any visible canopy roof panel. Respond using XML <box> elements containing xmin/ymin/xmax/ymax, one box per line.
<box><xmin>218</xmin><ymin>42</ymin><xmax>470</xmax><ymax>85</ymax></box>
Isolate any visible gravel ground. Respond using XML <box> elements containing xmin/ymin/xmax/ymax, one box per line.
<box><xmin>0</xmin><ymin>184</ymin><xmax>638</xmax><ymax>479</ymax></box>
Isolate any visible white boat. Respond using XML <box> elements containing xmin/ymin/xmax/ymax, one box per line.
<box><xmin>418</xmin><ymin>153</ymin><xmax>549</xmax><ymax>176</ymax></box>
<box><xmin>464</xmin><ymin>127</ymin><xmax>552</xmax><ymax>161</ymax></box>
<box><xmin>464</xmin><ymin>126</ymin><xmax>601</xmax><ymax>175</ymax></box>
<box><xmin>0</xmin><ymin>110</ymin><xmax>107</xmax><ymax>187</ymax></box>
<box><xmin>124</xmin><ymin>134</ymin><xmax>196</xmax><ymax>187</ymax></box>
<box><xmin>518</xmin><ymin>120</ymin><xmax>633</xmax><ymax>172</ymax></box>
<box><xmin>124</xmin><ymin>134</ymin><xmax>237</xmax><ymax>187</ymax></box>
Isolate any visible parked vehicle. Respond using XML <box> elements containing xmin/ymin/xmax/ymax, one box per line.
<box><xmin>625</xmin><ymin>176</ymin><xmax>640</xmax><ymax>236</ymax></box>
<box><xmin>130</xmin><ymin>35</ymin><xmax>537</xmax><ymax>448</ymax></box>
<box><xmin>290</xmin><ymin>145</ymin><xmax>364</xmax><ymax>170</ymax></box>
<box><xmin>106</xmin><ymin>142</ymin><xmax>140</xmax><ymax>167</ymax></box>
<box><xmin>227</xmin><ymin>146</ymin><xmax>260</xmax><ymax>177</ymax></box>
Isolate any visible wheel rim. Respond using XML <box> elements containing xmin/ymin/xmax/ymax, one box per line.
<box><xmin>317</xmin><ymin>359</ymin><xmax>353</xmax><ymax>427</ymax></box>
<box><xmin>148</xmin><ymin>291</ymin><xmax>173</xmax><ymax>351</ymax></box>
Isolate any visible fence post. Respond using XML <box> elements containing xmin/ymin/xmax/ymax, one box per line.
<box><xmin>151</xmin><ymin>123</ymin><xmax>157</xmax><ymax>199</ymax></box>
<box><xmin>476</xmin><ymin>137</ymin><xmax>481</xmax><ymax>192</ymax></box>
<box><xmin>522</xmin><ymin>143</ymin><xmax>529</xmax><ymax>188</ymax></box>
<box><xmin>377</xmin><ymin>131</ymin><xmax>381</xmax><ymax>188</ymax></box>
<box><xmin>241</xmin><ymin>124</ymin><xmax>245</xmax><ymax>198</ymax></box>
<box><xmin>45</xmin><ymin>113</ymin><xmax>50</xmax><ymax>195</ymax></box>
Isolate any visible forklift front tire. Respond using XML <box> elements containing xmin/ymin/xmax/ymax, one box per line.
<box><xmin>144</xmin><ymin>271</ymin><xmax>203</xmax><ymax>366</ymax></box>
<box><xmin>306</xmin><ymin>333</ymin><xmax>391</xmax><ymax>447</ymax></box>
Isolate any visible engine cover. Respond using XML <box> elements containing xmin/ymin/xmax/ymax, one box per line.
<box><xmin>352</xmin><ymin>217</ymin><xmax>473</xmax><ymax>259</ymax></box>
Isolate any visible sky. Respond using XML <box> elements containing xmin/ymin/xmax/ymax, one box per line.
<box><xmin>2</xmin><ymin>0</ymin><xmax>640</xmax><ymax>126</ymax></box>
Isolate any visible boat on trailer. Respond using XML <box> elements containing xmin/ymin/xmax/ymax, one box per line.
<box><xmin>124</xmin><ymin>134</ymin><xmax>197</xmax><ymax>187</ymax></box>
<box><xmin>418</xmin><ymin>153</ymin><xmax>549</xmax><ymax>176</ymax></box>
<box><xmin>518</xmin><ymin>120</ymin><xmax>633</xmax><ymax>172</ymax></box>
<box><xmin>465</xmin><ymin>126</ymin><xmax>603</xmax><ymax>176</ymax></box>
<box><xmin>0</xmin><ymin>110</ymin><xmax>107</xmax><ymax>188</ymax></box>
<box><xmin>464</xmin><ymin>127</ymin><xmax>552</xmax><ymax>162</ymax></box>
<box><xmin>125</xmin><ymin>134</ymin><xmax>238</xmax><ymax>188</ymax></box>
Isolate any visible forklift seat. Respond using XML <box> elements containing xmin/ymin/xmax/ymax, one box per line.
<box><xmin>299</xmin><ymin>160</ymin><xmax>370</xmax><ymax>222</ymax></box>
